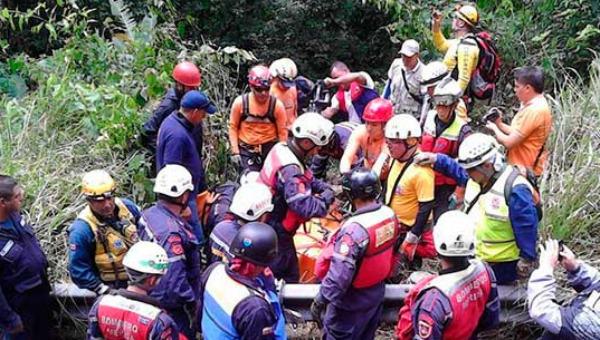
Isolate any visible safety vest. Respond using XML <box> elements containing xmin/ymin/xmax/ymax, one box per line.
<box><xmin>77</xmin><ymin>198</ymin><xmax>137</xmax><ymax>283</ymax></box>
<box><xmin>316</xmin><ymin>205</ymin><xmax>399</xmax><ymax>288</ymax></box>
<box><xmin>417</xmin><ymin>260</ymin><xmax>493</xmax><ymax>340</ymax></box>
<box><xmin>421</xmin><ymin>110</ymin><xmax>467</xmax><ymax>186</ymax></box>
<box><xmin>463</xmin><ymin>167</ymin><xmax>533</xmax><ymax>262</ymax></box>
<box><xmin>336</xmin><ymin>82</ymin><xmax>379</xmax><ymax>123</ymax></box>
<box><xmin>96</xmin><ymin>293</ymin><xmax>161</xmax><ymax>340</ymax></box>
<box><xmin>201</xmin><ymin>263</ymin><xmax>286</xmax><ymax>340</ymax></box>
<box><xmin>259</xmin><ymin>142</ymin><xmax>313</xmax><ymax>234</ymax></box>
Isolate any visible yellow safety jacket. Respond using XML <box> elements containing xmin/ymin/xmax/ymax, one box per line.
<box><xmin>463</xmin><ymin>166</ymin><xmax>533</xmax><ymax>263</ymax></box>
<box><xmin>432</xmin><ymin>28</ymin><xmax>480</xmax><ymax>92</ymax></box>
<box><xmin>77</xmin><ymin>198</ymin><xmax>138</xmax><ymax>282</ymax></box>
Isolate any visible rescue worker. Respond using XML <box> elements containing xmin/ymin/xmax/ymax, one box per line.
<box><xmin>259</xmin><ymin>112</ymin><xmax>335</xmax><ymax>283</ymax></box>
<box><xmin>312</xmin><ymin>168</ymin><xmax>399</xmax><ymax>340</ymax></box>
<box><xmin>419</xmin><ymin>61</ymin><xmax>468</xmax><ymax>125</ymax></box>
<box><xmin>399</xmin><ymin>210</ymin><xmax>499</xmax><ymax>340</ymax></box>
<box><xmin>322</xmin><ymin>61</ymin><xmax>379</xmax><ymax>123</ymax></box>
<box><xmin>270</xmin><ymin>58</ymin><xmax>299</xmax><ymax>127</ymax></box>
<box><xmin>384</xmin><ymin>114</ymin><xmax>436</xmax><ymax>266</ymax></box>
<box><xmin>87</xmin><ymin>241</ymin><xmax>187</xmax><ymax>340</ymax></box>
<box><xmin>431</xmin><ymin>5</ymin><xmax>481</xmax><ymax>105</ymax></box>
<box><xmin>141</xmin><ymin>61</ymin><xmax>203</xmax><ymax>172</ymax></box>
<box><xmin>421</xmin><ymin>78</ymin><xmax>471</xmax><ymax>222</ymax></box>
<box><xmin>199</xmin><ymin>222</ymin><xmax>286</xmax><ymax>339</ymax></box>
<box><xmin>209</xmin><ymin>181</ymin><xmax>274</xmax><ymax>263</ymax></box>
<box><xmin>156</xmin><ymin>90</ymin><xmax>216</xmax><ymax>243</ymax></box>
<box><xmin>528</xmin><ymin>239</ymin><xmax>600</xmax><ymax>339</ymax></box>
<box><xmin>485</xmin><ymin>66</ymin><xmax>552</xmax><ymax>177</ymax></box>
<box><xmin>383</xmin><ymin>39</ymin><xmax>424</xmax><ymax>117</ymax></box>
<box><xmin>0</xmin><ymin>175</ymin><xmax>51</xmax><ymax>339</ymax></box>
<box><xmin>229</xmin><ymin>65</ymin><xmax>288</xmax><ymax>172</ymax></box>
<box><xmin>68</xmin><ymin>170</ymin><xmax>139</xmax><ymax>294</ymax></box>
<box><xmin>339</xmin><ymin>98</ymin><xmax>393</xmax><ymax>176</ymax></box>
<box><xmin>137</xmin><ymin>165</ymin><xmax>201</xmax><ymax>339</ymax></box>
<box><xmin>414</xmin><ymin>133</ymin><xmax>539</xmax><ymax>284</ymax></box>
<box><xmin>310</xmin><ymin>121</ymin><xmax>358</xmax><ymax>179</ymax></box>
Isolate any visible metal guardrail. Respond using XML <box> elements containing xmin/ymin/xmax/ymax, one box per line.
<box><xmin>52</xmin><ymin>282</ymin><xmax>530</xmax><ymax>324</ymax></box>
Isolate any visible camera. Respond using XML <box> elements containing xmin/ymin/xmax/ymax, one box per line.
<box><xmin>482</xmin><ymin>107</ymin><xmax>501</xmax><ymax>123</ymax></box>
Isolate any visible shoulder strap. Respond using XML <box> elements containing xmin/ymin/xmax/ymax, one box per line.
<box><xmin>503</xmin><ymin>166</ymin><xmax>520</xmax><ymax>206</ymax></box>
<box><xmin>267</xmin><ymin>95</ymin><xmax>277</xmax><ymax>123</ymax></box>
<box><xmin>385</xmin><ymin>158</ymin><xmax>414</xmax><ymax>205</ymax></box>
<box><xmin>401</xmin><ymin>69</ymin><xmax>423</xmax><ymax>104</ymax></box>
<box><xmin>532</xmin><ymin>144</ymin><xmax>545</xmax><ymax>170</ymax></box>
<box><xmin>241</xmin><ymin>94</ymin><xmax>250</xmax><ymax>121</ymax></box>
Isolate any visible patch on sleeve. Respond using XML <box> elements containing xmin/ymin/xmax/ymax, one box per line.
<box><xmin>168</xmin><ymin>235</ymin><xmax>184</xmax><ymax>255</ymax></box>
<box><xmin>69</xmin><ymin>243</ymin><xmax>77</xmax><ymax>251</ymax></box>
<box><xmin>418</xmin><ymin>319</ymin><xmax>433</xmax><ymax>339</ymax></box>
<box><xmin>337</xmin><ymin>234</ymin><xmax>354</xmax><ymax>256</ymax></box>
<box><xmin>262</xmin><ymin>326</ymin><xmax>274</xmax><ymax>336</ymax></box>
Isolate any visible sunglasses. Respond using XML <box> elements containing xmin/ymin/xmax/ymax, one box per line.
<box><xmin>86</xmin><ymin>192</ymin><xmax>115</xmax><ymax>201</ymax></box>
<box><xmin>252</xmin><ymin>86</ymin><xmax>270</xmax><ymax>93</ymax></box>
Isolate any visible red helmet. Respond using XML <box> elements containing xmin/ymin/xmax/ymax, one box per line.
<box><xmin>248</xmin><ymin>65</ymin><xmax>272</xmax><ymax>88</ymax></box>
<box><xmin>362</xmin><ymin>98</ymin><xmax>393</xmax><ymax>123</ymax></box>
<box><xmin>172</xmin><ymin>61</ymin><xmax>201</xmax><ymax>87</ymax></box>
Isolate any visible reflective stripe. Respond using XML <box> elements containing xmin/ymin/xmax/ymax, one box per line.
<box><xmin>210</xmin><ymin>234</ymin><xmax>230</xmax><ymax>253</ymax></box>
<box><xmin>168</xmin><ymin>255</ymin><xmax>186</xmax><ymax>262</ymax></box>
<box><xmin>333</xmin><ymin>252</ymin><xmax>356</xmax><ymax>265</ymax></box>
<box><xmin>286</xmin><ymin>190</ymin><xmax>313</xmax><ymax>204</ymax></box>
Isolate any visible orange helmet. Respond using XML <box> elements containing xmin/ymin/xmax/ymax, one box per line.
<box><xmin>172</xmin><ymin>61</ymin><xmax>201</xmax><ymax>87</ymax></box>
<box><xmin>248</xmin><ymin>65</ymin><xmax>272</xmax><ymax>88</ymax></box>
<box><xmin>362</xmin><ymin>98</ymin><xmax>393</xmax><ymax>123</ymax></box>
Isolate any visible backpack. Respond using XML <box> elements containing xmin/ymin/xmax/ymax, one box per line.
<box><xmin>504</xmin><ymin>165</ymin><xmax>543</xmax><ymax>221</ymax></box>
<box><xmin>395</xmin><ymin>274</ymin><xmax>436</xmax><ymax>340</ymax></box>
<box><xmin>241</xmin><ymin>93</ymin><xmax>277</xmax><ymax>124</ymax></box>
<box><xmin>462</xmin><ymin>31</ymin><xmax>501</xmax><ymax>100</ymax></box>
<box><xmin>199</xmin><ymin>182</ymin><xmax>239</xmax><ymax>236</ymax></box>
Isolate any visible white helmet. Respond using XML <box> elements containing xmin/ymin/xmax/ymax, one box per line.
<box><xmin>229</xmin><ymin>182</ymin><xmax>274</xmax><ymax>221</ymax></box>
<box><xmin>433</xmin><ymin>210</ymin><xmax>476</xmax><ymax>257</ymax></box>
<box><xmin>154</xmin><ymin>164</ymin><xmax>194</xmax><ymax>197</ymax></box>
<box><xmin>432</xmin><ymin>78</ymin><xmax>463</xmax><ymax>106</ymax></box>
<box><xmin>239</xmin><ymin>171</ymin><xmax>260</xmax><ymax>185</ymax></box>
<box><xmin>291</xmin><ymin>112</ymin><xmax>334</xmax><ymax>146</ymax></box>
<box><xmin>384</xmin><ymin>114</ymin><xmax>422</xmax><ymax>139</ymax></box>
<box><xmin>457</xmin><ymin>133</ymin><xmax>500</xmax><ymax>169</ymax></box>
<box><xmin>269</xmin><ymin>58</ymin><xmax>298</xmax><ymax>81</ymax></box>
<box><xmin>421</xmin><ymin>61</ymin><xmax>449</xmax><ymax>88</ymax></box>
<box><xmin>123</xmin><ymin>241</ymin><xmax>169</xmax><ymax>275</ymax></box>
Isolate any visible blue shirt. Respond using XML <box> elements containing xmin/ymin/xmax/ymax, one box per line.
<box><xmin>156</xmin><ymin>111</ymin><xmax>207</xmax><ymax>193</ymax></box>
<box><xmin>67</xmin><ymin>198</ymin><xmax>141</xmax><ymax>291</ymax></box>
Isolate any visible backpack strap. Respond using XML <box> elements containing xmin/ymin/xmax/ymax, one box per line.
<box><xmin>503</xmin><ymin>166</ymin><xmax>520</xmax><ymax>206</ymax></box>
<box><xmin>532</xmin><ymin>144</ymin><xmax>545</xmax><ymax>171</ymax></box>
<box><xmin>241</xmin><ymin>93</ymin><xmax>250</xmax><ymax>122</ymax></box>
<box><xmin>401</xmin><ymin>69</ymin><xmax>423</xmax><ymax>105</ymax></box>
<box><xmin>385</xmin><ymin>158</ymin><xmax>414</xmax><ymax>206</ymax></box>
<box><xmin>266</xmin><ymin>95</ymin><xmax>277</xmax><ymax>123</ymax></box>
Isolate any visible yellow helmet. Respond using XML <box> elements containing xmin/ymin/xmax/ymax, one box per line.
<box><xmin>456</xmin><ymin>4</ymin><xmax>479</xmax><ymax>27</ymax></box>
<box><xmin>81</xmin><ymin>170</ymin><xmax>116</xmax><ymax>198</ymax></box>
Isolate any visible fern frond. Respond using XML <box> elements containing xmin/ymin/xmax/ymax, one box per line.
<box><xmin>108</xmin><ymin>0</ymin><xmax>136</xmax><ymax>41</ymax></box>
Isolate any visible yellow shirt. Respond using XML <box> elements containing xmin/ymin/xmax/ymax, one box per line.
<box><xmin>508</xmin><ymin>95</ymin><xmax>553</xmax><ymax>176</ymax></box>
<box><xmin>385</xmin><ymin>157</ymin><xmax>435</xmax><ymax>226</ymax></box>
<box><xmin>432</xmin><ymin>28</ymin><xmax>479</xmax><ymax>92</ymax></box>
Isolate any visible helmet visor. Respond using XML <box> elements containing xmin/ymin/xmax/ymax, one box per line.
<box><xmin>85</xmin><ymin>191</ymin><xmax>114</xmax><ymax>201</ymax></box>
<box><xmin>432</xmin><ymin>94</ymin><xmax>458</xmax><ymax>107</ymax></box>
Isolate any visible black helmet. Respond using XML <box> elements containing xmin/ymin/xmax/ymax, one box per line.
<box><xmin>342</xmin><ymin>167</ymin><xmax>381</xmax><ymax>201</ymax></box>
<box><xmin>230</xmin><ymin>222</ymin><xmax>278</xmax><ymax>266</ymax></box>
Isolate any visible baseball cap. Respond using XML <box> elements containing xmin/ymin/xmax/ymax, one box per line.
<box><xmin>181</xmin><ymin>90</ymin><xmax>217</xmax><ymax>114</ymax></box>
<box><xmin>399</xmin><ymin>39</ymin><xmax>420</xmax><ymax>57</ymax></box>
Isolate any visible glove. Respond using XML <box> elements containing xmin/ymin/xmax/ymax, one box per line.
<box><xmin>400</xmin><ymin>232</ymin><xmax>419</xmax><ymax>262</ymax></box>
<box><xmin>516</xmin><ymin>257</ymin><xmax>536</xmax><ymax>279</ymax></box>
<box><xmin>94</xmin><ymin>283</ymin><xmax>112</xmax><ymax>295</ymax></box>
<box><xmin>413</xmin><ymin>152</ymin><xmax>437</xmax><ymax>166</ymax></box>
<box><xmin>230</xmin><ymin>154</ymin><xmax>242</xmax><ymax>167</ymax></box>
<box><xmin>310</xmin><ymin>296</ymin><xmax>327</xmax><ymax>328</ymax></box>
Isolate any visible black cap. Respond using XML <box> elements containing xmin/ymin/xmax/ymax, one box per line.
<box><xmin>230</xmin><ymin>222</ymin><xmax>278</xmax><ymax>266</ymax></box>
<box><xmin>342</xmin><ymin>167</ymin><xmax>381</xmax><ymax>201</ymax></box>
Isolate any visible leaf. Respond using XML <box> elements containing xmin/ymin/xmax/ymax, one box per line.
<box><xmin>108</xmin><ymin>0</ymin><xmax>137</xmax><ymax>41</ymax></box>
<box><xmin>575</xmin><ymin>24</ymin><xmax>600</xmax><ymax>42</ymax></box>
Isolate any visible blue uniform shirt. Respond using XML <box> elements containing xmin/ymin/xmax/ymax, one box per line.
<box><xmin>0</xmin><ymin>212</ymin><xmax>49</xmax><ymax>330</ymax></box>
<box><xmin>156</xmin><ymin>111</ymin><xmax>207</xmax><ymax>193</ymax></box>
<box><xmin>67</xmin><ymin>198</ymin><xmax>140</xmax><ymax>291</ymax></box>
